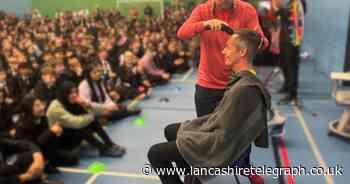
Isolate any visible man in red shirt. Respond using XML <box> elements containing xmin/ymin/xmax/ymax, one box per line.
<box><xmin>177</xmin><ymin>0</ymin><xmax>268</xmax><ymax>116</ymax></box>
<box><xmin>177</xmin><ymin>0</ymin><xmax>268</xmax><ymax>183</ymax></box>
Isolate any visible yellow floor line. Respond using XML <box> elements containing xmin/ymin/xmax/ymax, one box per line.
<box><xmin>293</xmin><ymin>106</ymin><xmax>335</xmax><ymax>184</ymax></box>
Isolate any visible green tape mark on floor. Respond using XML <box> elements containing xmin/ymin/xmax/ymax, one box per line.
<box><xmin>88</xmin><ymin>162</ymin><xmax>107</xmax><ymax>173</ymax></box>
<box><xmin>133</xmin><ymin>117</ymin><xmax>145</xmax><ymax>126</ymax></box>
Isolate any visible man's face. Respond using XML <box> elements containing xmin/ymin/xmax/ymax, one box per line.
<box><xmin>222</xmin><ymin>35</ymin><xmax>241</xmax><ymax>66</ymax></box>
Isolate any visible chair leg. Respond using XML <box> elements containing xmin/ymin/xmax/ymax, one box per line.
<box><xmin>184</xmin><ymin>175</ymin><xmax>202</xmax><ymax>184</ymax></box>
<box><xmin>337</xmin><ymin>108</ymin><xmax>350</xmax><ymax>132</ymax></box>
<box><xmin>234</xmin><ymin>174</ymin><xmax>241</xmax><ymax>184</ymax></box>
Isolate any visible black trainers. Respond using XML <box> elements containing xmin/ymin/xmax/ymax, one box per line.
<box><xmin>100</xmin><ymin>145</ymin><xmax>126</xmax><ymax>157</ymax></box>
<box><xmin>127</xmin><ymin>107</ymin><xmax>142</xmax><ymax>115</ymax></box>
<box><xmin>277</xmin><ymin>95</ymin><xmax>297</xmax><ymax>105</ymax></box>
<box><xmin>111</xmin><ymin>144</ymin><xmax>126</xmax><ymax>153</ymax></box>
<box><xmin>277</xmin><ymin>87</ymin><xmax>288</xmax><ymax>94</ymax></box>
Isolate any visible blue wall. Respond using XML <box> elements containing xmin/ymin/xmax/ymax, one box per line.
<box><xmin>303</xmin><ymin>0</ymin><xmax>350</xmax><ymax>75</ymax></box>
<box><xmin>0</xmin><ymin>0</ymin><xmax>32</xmax><ymax>16</ymax></box>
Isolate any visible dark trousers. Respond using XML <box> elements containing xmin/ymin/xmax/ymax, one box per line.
<box><xmin>279</xmin><ymin>43</ymin><xmax>300</xmax><ymax>97</ymax></box>
<box><xmin>194</xmin><ymin>85</ymin><xmax>225</xmax><ymax>117</ymax></box>
<box><xmin>15</xmin><ymin>129</ymin><xmax>79</xmax><ymax>167</ymax></box>
<box><xmin>59</xmin><ymin>122</ymin><xmax>115</xmax><ymax>153</ymax></box>
<box><xmin>81</xmin><ymin>122</ymin><xmax>115</xmax><ymax>151</ymax></box>
<box><xmin>148</xmin><ymin>123</ymin><xmax>190</xmax><ymax>184</ymax></box>
<box><xmin>119</xmin><ymin>88</ymin><xmax>140</xmax><ymax>101</ymax></box>
<box><xmin>194</xmin><ymin>85</ymin><xmax>251</xmax><ymax>167</ymax></box>
<box><xmin>146</xmin><ymin>74</ymin><xmax>169</xmax><ymax>86</ymax></box>
<box><xmin>105</xmin><ymin>107</ymin><xmax>137</xmax><ymax>122</ymax></box>
<box><xmin>149</xmin><ymin>123</ymin><xmax>253</xmax><ymax>184</ymax></box>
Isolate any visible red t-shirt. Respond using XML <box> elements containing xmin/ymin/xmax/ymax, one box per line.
<box><xmin>177</xmin><ymin>0</ymin><xmax>268</xmax><ymax>89</ymax></box>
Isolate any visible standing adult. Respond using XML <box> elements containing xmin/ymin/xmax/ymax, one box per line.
<box><xmin>177</xmin><ymin>0</ymin><xmax>268</xmax><ymax>117</ymax></box>
<box><xmin>177</xmin><ymin>1</ymin><xmax>268</xmax><ymax>183</ymax></box>
<box><xmin>272</xmin><ymin>0</ymin><xmax>305</xmax><ymax>104</ymax></box>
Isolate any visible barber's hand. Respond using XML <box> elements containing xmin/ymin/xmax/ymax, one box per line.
<box><xmin>203</xmin><ymin>19</ymin><xmax>229</xmax><ymax>31</ymax></box>
<box><xmin>50</xmin><ymin>123</ymin><xmax>63</xmax><ymax>136</ymax></box>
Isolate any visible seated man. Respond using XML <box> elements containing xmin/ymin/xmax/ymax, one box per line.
<box><xmin>148</xmin><ymin>29</ymin><xmax>271</xmax><ymax>184</ymax></box>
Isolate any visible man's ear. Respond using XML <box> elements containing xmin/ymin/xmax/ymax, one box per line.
<box><xmin>239</xmin><ymin>48</ymin><xmax>248</xmax><ymax>58</ymax></box>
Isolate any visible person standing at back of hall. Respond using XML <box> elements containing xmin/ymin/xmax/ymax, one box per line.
<box><xmin>272</xmin><ymin>0</ymin><xmax>305</xmax><ymax>104</ymax></box>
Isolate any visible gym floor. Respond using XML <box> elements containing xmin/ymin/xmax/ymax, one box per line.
<box><xmin>49</xmin><ymin>61</ymin><xmax>349</xmax><ymax>184</ymax></box>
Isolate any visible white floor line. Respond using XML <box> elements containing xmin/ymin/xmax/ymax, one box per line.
<box><xmin>58</xmin><ymin>167</ymin><xmax>160</xmax><ymax>181</ymax></box>
<box><xmin>172</xmin><ymin>79</ymin><xmax>196</xmax><ymax>83</ymax></box>
<box><xmin>181</xmin><ymin>68</ymin><xmax>194</xmax><ymax>82</ymax></box>
<box><xmin>58</xmin><ymin>167</ymin><xmax>91</xmax><ymax>174</ymax></box>
<box><xmin>293</xmin><ymin>106</ymin><xmax>335</xmax><ymax>184</ymax></box>
<box><xmin>102</xmin><ymin>171</ymin><xmax>159</xmax><ymax>180</ymax></box>
<box><xmin>85</xmin><ymin>174</ymin><xmax>100</xmax><ymax>184</ymax></box>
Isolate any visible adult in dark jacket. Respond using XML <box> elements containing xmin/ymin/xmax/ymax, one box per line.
<box><xmin>148</xmin><ymin>30</ymin><xmax>271</xmax><ymax>184</ymax></box>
